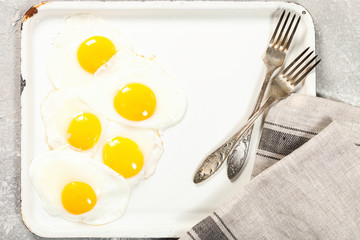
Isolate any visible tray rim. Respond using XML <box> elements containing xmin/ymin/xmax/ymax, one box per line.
<box><xmin>20</xmin><ymin>1</ymin><xmax>316</xmax><ymax>238</ymax></box>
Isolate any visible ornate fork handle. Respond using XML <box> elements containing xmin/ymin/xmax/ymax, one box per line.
<box><xmin>192</xmin><ymin>67</ymin><xmax>276</xmax><ymax>183</ymax></box>
<box><xmin>227</xmin><ymin>127</ymin><xmax>252</xmax><ymax>180</ymax></box>
<box><xmin>193</xmin><ymin>135</ymin><xmax>238</xmax><ymax>183</ymax></box>
<box><xmin>193</xmin><ymin>97</ymin><xmax>277</xmax><ymax>183</ymax></box>
<box><xmin>226</xmin><ymin>66</ymin><xmax>277</xmax><ymax>180</ymax></box>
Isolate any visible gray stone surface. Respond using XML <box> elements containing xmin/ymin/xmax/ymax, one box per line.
<box><xmin>0</xmin><ymin>0</ymin><xmax>359</xmax><ymax>239</ymax></box>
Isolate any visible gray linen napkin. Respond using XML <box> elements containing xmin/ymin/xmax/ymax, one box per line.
<box><xmin>253</xmin><ymin>93</ymin><xmax>360</xmax><ymax>177</ymax></box>
<box><xmin>180</xmin><ymin>94</ymin><xmax>360</xmax><ymax>240</ymax></box>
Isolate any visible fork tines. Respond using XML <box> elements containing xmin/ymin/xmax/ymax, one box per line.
<box><xmin>269</xmin><ymin>10</ymin><xmax>301</xmax><ymax>51</ymax></box>
<box><xmin>283</xmin><ymin>47</ymin><xmax>321</xmax><ymax>86</ymax></box>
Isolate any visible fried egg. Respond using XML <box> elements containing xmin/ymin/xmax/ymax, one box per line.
<box><xmin>41</xmin><ymin>87</ymin><xmax>107</xmax><ymax>153</ymax></box>
<box><xmin>93</xmin><ymin>121</ymin><xmax>163</xmax><ymax>186</ymax></box>
<box><xmin>30</xmin><ymin>150</ymin><xmax>130</xmax><ymax>225</ymax></box>
<box><xmin>48</xmin><ymin>15</ymin><xmax>132</xmax><ymax>89</ymax></box>
<box><xmin>79</xmin><ymin>49</ymin><xmax>187</xmax><ymax>129</ymax></box>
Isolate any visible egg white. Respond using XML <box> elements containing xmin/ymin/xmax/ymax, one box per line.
<box><xmin>79</xmin><ymin>48</ymin><xmax>187</xmax><ymax>130</ymax></box>
<box><xmin>93</xmin><ymin>121</ymin><xmax>163</xmax><ymax>186</ymax></box>
<box><xmin>40</xmin><ymin>87</ymin><xmax>107</xmax><ymax>154</ymax></box>
<box><xmin>47</xmin><ymin>15</ymin><xmax>133</xmax><ymax>89</ymax></box>
<box><xmin>30</xmin><ymin>150</ymin><xmax>130</xmax><ymax>225</ymax></box>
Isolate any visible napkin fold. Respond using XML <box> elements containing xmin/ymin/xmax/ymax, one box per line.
<box><xmin>180</xmin><ymin>94</ymin><xmax>360</xmax><ymax>240</ymax></box>
<box><xmin>252</xmin><ymin>93</ymin><xmax>360</xmax><ymax>178</ymax></box>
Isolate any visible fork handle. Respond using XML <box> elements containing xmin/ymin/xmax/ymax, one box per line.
<box><xmin>253</xmin><ymin>67</ymin><xmax>278</xmax><ymax>112</ymax></box>
<box><xmin>227</xmin><ymin>67</ymin><xmax>278</xmax><ymax>180</ymax></box>
<box><xmin>193</xmin><ymin>96</ymin><xmax>277</xmax><ymax>184</ymax></box>
<box><xmin>233</xmin><ymin>96</ymin><xmax>277</xmax><ymax>143</ymax></box>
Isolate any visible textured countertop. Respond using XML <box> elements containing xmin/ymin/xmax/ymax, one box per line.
<box><xmin>1</xmin><ymin>0</ymin><xmax>359</xmax><ymax>239</ymax></box>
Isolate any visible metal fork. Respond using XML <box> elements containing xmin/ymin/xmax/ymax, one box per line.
<box><xmin>193</xmin><ymin>10</ymin><xmax>301</xmax><ymax>184</ymax></box>
<box><xmin>226</xmin><ymin>48</ymin><xmax>320</xmax><ymax>145</ymax></box>
<box><xmin>226</xmin><ymin>10</ymin><xmax>301</xmax><ymax>180</ymax></box>
<box><xmin>193</xmin><ymin>48</ymin><xmax>320</xmax><ymax>184</ymax></box>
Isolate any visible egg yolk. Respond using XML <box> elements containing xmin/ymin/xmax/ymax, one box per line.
<box><xmin>61</xmin><ymin>182</ymin><xmax>97</xmax><ymax>215</ymax></box>
<box><xmin>77</xmin><ymin>36</ymin><xmax>116</xmax><ymax>74</ymax></box>
<box><xmin>114</xmin><ymin>83</ymin><xmax>156</xmax><ymax>121</ymax></box>
<box><xmin>103</xmin><ymin>137</ymin><xmax>144</xmax><ymax>178</ymax></box>
<box><xmin>67</xmin><ymin>112</ymin><xmax>102</xmax><ymax>150</ymax></box>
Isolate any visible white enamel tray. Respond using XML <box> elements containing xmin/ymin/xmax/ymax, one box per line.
<box><xmin>21</xmin><ymin>1</ymin><xmax>316</xmax><ymax>238</ymax></box>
